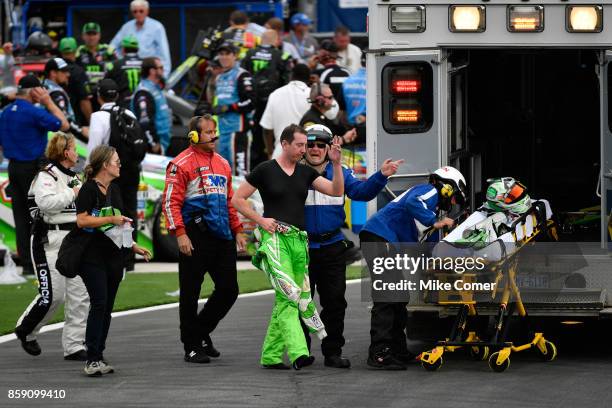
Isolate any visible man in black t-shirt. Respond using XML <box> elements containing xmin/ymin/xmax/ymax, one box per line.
<box><xmin>232</xmin><ymin>123</ymin><xmax>344</xmax><ymax>370</ymax></box>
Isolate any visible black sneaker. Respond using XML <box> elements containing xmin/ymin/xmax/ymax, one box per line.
<box><xmin>184</xmin><ymin>349</ymin><xmax>210</xmax><ymax>364</ymax></box>
<box><xmin>14</xmin><ymin>327</ymin><xmax>41</xmax><ymax>356</ymax></box>
<box><xmin>262</xmin><ymin>363</ymin><xmax>291</xmax><ymax>370</ymax></box>
<box><xmin>394</xmin><ymin>351</ymin><xmax>418</xmax><ymax>365</ymax></box>
<box><xmin>292</xmin><ymin>355</ymin><xmax>315</xmax><ymax>370</ymax></box>
<box><xmin>324</xmin><ymin>355</ymin><xmax>351</xmax><ymax>368</ymax></box>
<box><xmin>367</xmin><ymin>348</ymin><xmax>407</xmax><ymax>370</ymax></box>
<box><xmin>64</xmin><ymin>349</ymin><xmax>88</xmax><ymax>361</ymax></box>
<box><xmin>202</xmin><ymin>335</ymin><xmax>220</xmax><ymax>358</ymax></box>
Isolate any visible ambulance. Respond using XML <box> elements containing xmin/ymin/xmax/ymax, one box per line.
<box><xmin>366</xmin><ymin>1</ymin><xmax>612</xmax><ymax>320</ymax></box>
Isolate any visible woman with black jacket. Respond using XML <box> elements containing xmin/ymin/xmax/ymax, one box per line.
<box><xmin>76</xmin><ymin>145</ymin><xmax>150</xmax><ymax>376</ymax></box>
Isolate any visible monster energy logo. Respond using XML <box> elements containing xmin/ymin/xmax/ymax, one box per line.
<box><xmin>126</xmin><ymin>68</ymin><xmax>140</xmax><ymax>92</ymax></box>
<box><xmin>87</xmin><ymin>65</ymin><xmax>101</xmax><ymax>73</ymax></box>
<box><xmin>252</xmin><ymin>59</ymin><xmax>270</xmax><ymax>73</ymax></box>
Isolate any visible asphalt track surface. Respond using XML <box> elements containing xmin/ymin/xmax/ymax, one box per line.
<box><xmin>1</xmin><ymin>282</ymin><xmax>612</xmax><ymax>408</ymax></box>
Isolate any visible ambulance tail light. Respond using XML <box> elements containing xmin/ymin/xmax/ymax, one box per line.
<box><xmin>508</xmin><ymin>6</ymin><xmax>544</xmax><ymax>32</ymax></box>
<box><xmin>389</xmin><ymin>6</ymin><xmax>426</xmax><ymax>33</ymax></box>
<box><xmin>382</xmin><ymin>63</ymin><xmax>433</xmax><ymax>133</ymax></box>
<box><xmin>566</xmin><ymin>6</ymin><xmax>602</xmax><ymax>33</ymax></box>
<box><xmin>450</xmin><ymin>6</ymin><xmax>486</xmax><ymax>33</ymax></box>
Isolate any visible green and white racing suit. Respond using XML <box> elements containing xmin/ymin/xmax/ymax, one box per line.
<box><xmin>253</xmin><ymin>223</ymin><xmax>327</xmax><ymax>365</ymax></box>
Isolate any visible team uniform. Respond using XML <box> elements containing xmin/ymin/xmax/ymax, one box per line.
<box><xmin>303</xmin><ymin>163</ymin><xmax>388</xmax><ymax>357</ymax></box>
<box><xmin>44</xmin><ymin>79</ymin><xmax>86</xmax><ymax>140</ymax></box>
<box><xmin>214</xmin><ymin>63</ymin><xmax>255</xmax><ymax>176</ymax></box>
<box><xmin>241</xmin><ymin>44</ymin><xmax>292</xmax><ymax>167</ymax></box>
<box><xmin>246</xmin><ymin>160</ymin><xmax>327</xmax><ymax>366</ymax></box>
<box><xmin>76</xmin><ymin>44</ymin><xmax>116</xmax><ymax>109</ymax></box>
<box><xmin>132</xmin><ymin>78</ymin><xmax>172</xmax><ymax>152</ymax></box>
<box><xmin>15</xmin><ymin>162</ymin><xmax>89</xmax><ymax>357</ymax></box>
<box><xmin>162</xmin><ymin>146</ymin><xmax>242</xmax><ymax>355</ymax></box>
<box><xmin>105</xmin><ymin>52</ymin><xmax>143</xmax><ymax>108</ymax></box>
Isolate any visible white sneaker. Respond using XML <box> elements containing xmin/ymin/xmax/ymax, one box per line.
<box><xmin>84</xmin><ymin>361</ymin><xmax>103</xmax><ymax>377</ymax></box>
<box><xmin>99</xmin><ymin>360</ymin><xmax>115</xmax><ymax>374</ymax></box>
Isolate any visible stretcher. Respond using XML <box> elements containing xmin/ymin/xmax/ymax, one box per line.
<box><xmin>418</xmin><ymin>199</ymin><xmax>560</xmax><ymax>372</ymax></box>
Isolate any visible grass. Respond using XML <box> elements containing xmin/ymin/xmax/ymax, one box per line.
<box><xmin>0</xmin><ymin>266</ymin><xmax>363</xmax><ymax>335</ymax></box>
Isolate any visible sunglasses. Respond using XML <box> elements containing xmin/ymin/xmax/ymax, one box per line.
<box><xmin>307</xmin><ymin>142</ymin><xmax>328</xmax><ymax>149</ymax></box>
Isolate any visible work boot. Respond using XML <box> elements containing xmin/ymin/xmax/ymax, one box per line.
<box><xmin>394</xmin><ymin>351</ymin><xmax>418</xmax><ymax>365</ymax></box>
<box><xmin>202</xmin><ymin>334</ymin><xmax>220</xmax><ymax>358</ymax></box>
<box><xmin>184</xmin><ymin>349</ymin><xmax>210</xmax><ymax>364</ymax></box>
<box><xmin>367</xmin><ymin>348</ymin><xmax>407</xmax><ymax>370</ymax></box>
<box><xmin>15</xmin><ymin>326</ymin><xmax>41</xmax><ymax>356</ymax></box>
<box><xmin>292</xmin><ymin>355</ymin><xmax>315</xmax><ymax>370</ymax></box>
<box><xmin>64</xmin><ymin>349</ymin><xmax>87</xmax><ymax>361</ymax></box>
<box><xmin>324</xmin><ymin>355</ymin><xmax>351</xmax><ymax>368</ymax></box>
<box><xmin>262</xmin><ymin>363</ymin><xmax>291</xmax><ymax>370</ymax></box>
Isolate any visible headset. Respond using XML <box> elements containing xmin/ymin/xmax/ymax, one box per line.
<box><xmin>188</xmin><ymin>115</ymin><xmax>219</xmax><ymax>144</ymax></box>
<box><xmin>309</xmin><ymin>81</ymin><xmax>327</xmax><ymax>108</ymax></box>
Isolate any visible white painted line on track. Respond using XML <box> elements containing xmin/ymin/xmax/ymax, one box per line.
<box><xmin>0</xmin><ymin>279</ymin><xmax>363</xmax><ymax>344</ymax></box>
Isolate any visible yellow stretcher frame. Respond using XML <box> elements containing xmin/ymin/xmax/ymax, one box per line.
<box><xmin>418</xmin><ymin>213</ymin><xmax>559</xmax><ymax>373</ymax></box>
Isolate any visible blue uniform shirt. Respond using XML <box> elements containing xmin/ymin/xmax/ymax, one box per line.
<box><xmin>362</xmin><ymin>183</ymin><xmax>439</xmax><ymax>243</ymax></box>
<box><xmin>0</xmin><ymin>99</ymin><xmax>61</xmax><ymax>161</ymax></box>
<box><xmin>304</xmin><ymin>162</ymin><xmax>388</xmax><ymax>248</ymax></box>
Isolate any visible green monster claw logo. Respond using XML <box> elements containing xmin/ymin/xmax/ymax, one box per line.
<box><xmin>87</xmin><ymin>65</ymin><xmax>101</xmax><ymax>73</ymax></box>
<box><xmin>252</xmin><ymin>59</ymin><xmax>269</xmax><ymax>73</ymax></box>
<box><xmin>127</xmin><ymin>68</ymin><xmax>140</xmax><ymax>92</ymax></box>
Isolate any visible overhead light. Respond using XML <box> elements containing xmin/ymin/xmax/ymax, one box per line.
<box><xmin>566</xmin><ymin>5</ymin><xmax>602</xmax><ymax>32</ymax></box>
<box><xmin>389</xmin><ymin>6</ymin><xmax>426</xmax><ymax>33</ymax></box>
<box><xmin>508</xmin><ymin>5</ymin><xmax>544</xmax><ymax>32</ymax></box>
<box><xmin>450</xmin><ymin>6</ymin><xmax>486</xmax><ymax>32</ymax></box>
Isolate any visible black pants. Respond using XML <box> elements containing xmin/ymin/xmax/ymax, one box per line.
<box><xmin>178</xmin><ymin>223</ymin><xmax>239</xmax><ymax>352</ymax></box>
<box><xmin>80</xmin><ymin>258</ymin><xmax>124</xmax><ymax>361</ymax></box>
<box><xmin>115</xmin><ymin>169</ymin><xmax>139</xmax><ymax>267</ymax></box>
<box><xmin>359</xmin><ymin>230</ymin><xmax>409</xmax><ymax>356</ymax></box>
<box><xmin>8</xmin><ymin>160</ymin><xmax>39</xmax><ymax>271</ymax></box>
<box><xmin>301</xmin><ymin>241</ymin><xmax>347</xmax><ymax>357</ymax></box>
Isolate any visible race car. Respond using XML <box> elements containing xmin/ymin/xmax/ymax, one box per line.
<box><xmin>0</xmin><ymin>138</ymin><xmax>263</xmax><ymax>261</ymax></box>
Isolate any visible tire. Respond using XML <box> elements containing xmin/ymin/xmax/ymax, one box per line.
<box><xmin>153</xmin><ymin>209</ymin><xmax>179</xmax><ymax>261</ymax></box>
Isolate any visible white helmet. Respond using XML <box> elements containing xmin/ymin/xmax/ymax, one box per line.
<box><xmin>305</xmin><ymin>124</ymin><xmax>333</xmax><ymax>144</ymax></box>
<box><xmin>430</xmin><ymin>166</ymin><xmax>467</xmax><ymax>208</ymax></box>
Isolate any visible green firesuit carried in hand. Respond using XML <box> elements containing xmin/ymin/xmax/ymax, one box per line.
<box><xmin>252</xmin><ymin>225</ymin><xmax>327</xmax><ymax>365</ymax></box>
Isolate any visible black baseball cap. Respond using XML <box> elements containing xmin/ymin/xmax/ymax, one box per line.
<box><xmin>45</xmin><ymin>57</ymin><xmax>70</xmax><ymax>74</ymax></box>
<box><xmin>216</xmin><ymin>41</ymin><xmax>236</xmax><ymax>54</ymax></box>
<box><xmin>18</xmin><ymin>74</ymin><xmax>42</xmax><ymax>89</ymax></box>
<box><xmin>98</xmin><ymin>78</ymin><xmax>119</xmax><ymax>99</ymax></box>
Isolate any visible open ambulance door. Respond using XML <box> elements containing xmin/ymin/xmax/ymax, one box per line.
<box><xmin>368</xmin><ymin>50</ymin><xmax>444</xmax><ymax>213</ymax></box>
<box><xmin>601</xmin><ymin>51</ymin><xmax>612</xmax><ymax>248</ymax></box>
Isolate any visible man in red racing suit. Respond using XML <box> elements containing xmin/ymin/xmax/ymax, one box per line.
<box><xmin>162</xmin><ymin>114</ymin><xmax>247</xmax><ymax>364</ymax></box>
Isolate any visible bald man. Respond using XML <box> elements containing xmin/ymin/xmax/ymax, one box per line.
<box><xmin>241</xmin><ymin>29</ymin><xmax>293</xmax><ymax>168</ymax></box>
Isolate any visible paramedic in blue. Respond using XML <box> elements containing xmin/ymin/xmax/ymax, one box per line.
<box><xmin>359</xmin><ymin>166</ymin><xmax>467</xmax><ymax>370</ymax></box>
<box><xmin>301</xmin><ymin>124</ymin><xmax>403</xmax><ymax>368</ymax></box>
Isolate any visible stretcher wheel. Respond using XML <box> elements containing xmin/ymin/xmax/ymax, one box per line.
<box><xmin>488</xmin><ymin>352</ymin><xmax>510</xmax><ymax>373</ymax></box>
<box><xmin>538</xmin><ymin>340</ymin><xmax>557</xmax><ymax>362</ymax></box>
<box><xmin>421</xmin><ymin>357</ymin><xmax>443</xmax><ymax>372</ymax></box>
<box><xmin>468</xmin><ymin>346</ymin><xmax>490</xmax><ymax>361</ymax></box>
